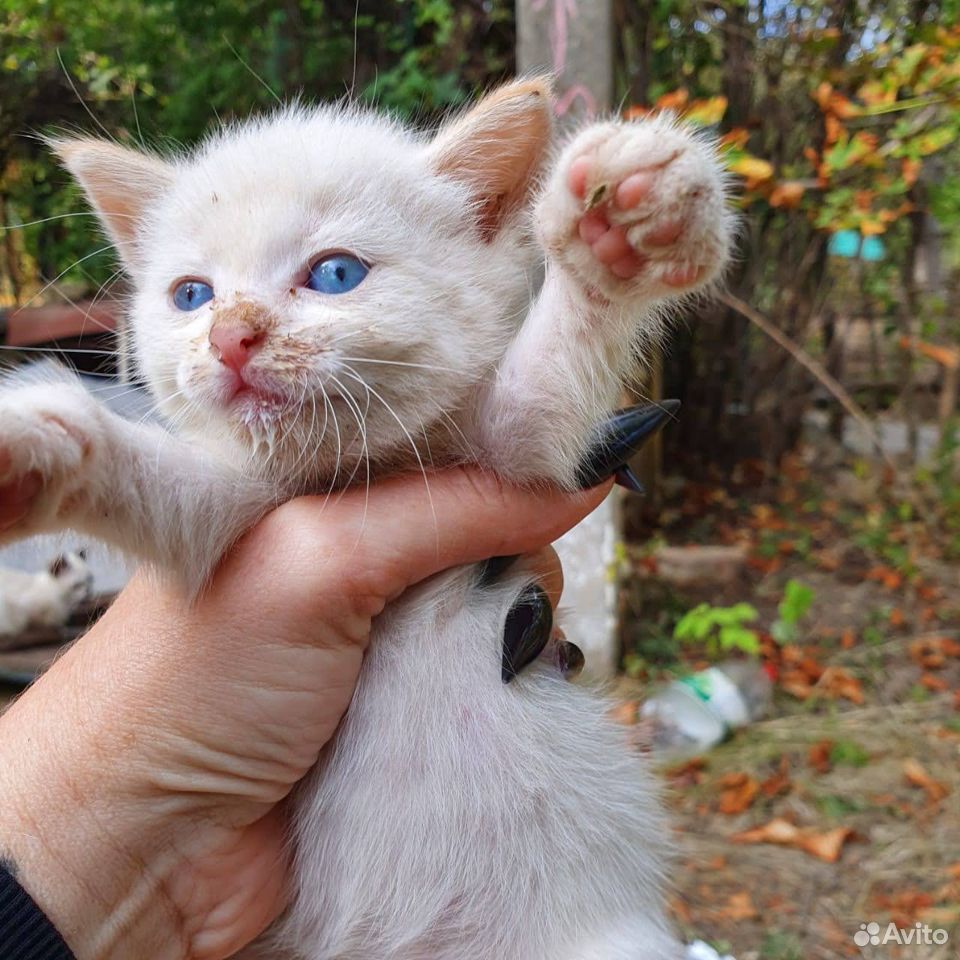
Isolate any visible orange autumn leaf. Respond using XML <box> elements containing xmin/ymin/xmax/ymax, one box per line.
<box><xmin>920</xmin><ymin>673</ymin><xmax>949</xmax><ymax>693</ymax></box>
<box><xmin>721</xmin><ymin>127</ymin><xmax>751</xmax><ymax>149</ymax></box>
<box><xmin>760</xmin><ymin>757</ymin><xmax>792</xmax><ymax>797</ymax></box>
<box><xmin>802</xmin><ymin>827</ymin><xmax>856</xmax><ymax>863</ymax></box>
<box><xmin>902</xmin><ymin>157</ymin><xmax>922</xmax><ymax>186</ymax></box>
<box><xmin>818</xmin><ymin>666</ymin><xmax>865</xmax><ymax>704</ymax></box>
<box><xmin>824</xmin><ymin>113</ymin><xmax>844</xmax><ymax>145</ymax></box>
<box><xmin>717</xmin><ymin>772</ymin><xmax>760</xmax><ymax>815</ymax></box>
<box><xmin>781</xmin><ymin>669</ymin><xmax>814</xmax><ymax>700</ymax></box>
<box><xmin>718</xmin><ymin>890</ymin><xmax>758</xmax><ymax>920</ymax></box>
<box><xmin>655</xmin><ymin>89</ymin><xmax>690</xmax><ymax>111</ymax></box>
<box><xmin>666</xmin><ymin>756</ymin><xmax>707</xmax><ymax>786</ymax></box>
<box><xmin>841</xmin><ymin>628</ymin><xmax>857</xmax><ymax>649</ymax></box>
<box><xmin>903</xmin><ymin>759</ymin><xmax>949</xmax><ymax>802</ymax></box>
<box><xmin>808</xmin><ymin>740</ymin><xmax>833</xmax><ymax>774</ymax></box>
<box><xmin>889</xmin><ymin>607</ymin><xmax>905</xmax><ymax>627</ymax></box>
<box><xmin>814</xmin><ymin>81</ymin><xmax>834</xmax><ymax>111</ymax></box>
<box><xmin>623</xmin><ymin>104</ymin><xmax>653</xmax><ymax>121</ymax></box>
<box><xmin>733</xmin><ymin>817</ymin><xmax>854</xmax><ymax>863</ymax></box>
<box><xmin>684</xmin><ymin>95</ymin><xmax>728</xmax><ymax>125</ymax></box>
<box><xmin>769</xmin><ymin>181</ymin><xmax>806</xmax><ymax>208</ymax></box>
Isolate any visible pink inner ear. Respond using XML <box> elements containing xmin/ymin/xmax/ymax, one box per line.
<box><xmin>431</xmin><ymin>81</ymin><xmax>553</xmax><ymax>240</ymax></box>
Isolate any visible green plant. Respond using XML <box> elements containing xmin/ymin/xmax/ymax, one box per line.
<box><xmin>771</xmin><ymin>579</ymin><xmax>814</xmax><ymax>644</ymax></box>
<box><xmin>830</xmin><ymin>739</ymin><xmax>870</xmax><ymax>767</ymax></box>
<box><xmin>761</xmin><ymin>930</ymin><xmax>803</xmax><ymax>960</ymax></box>
<box><xmin>673</xmin><ymin>602</ymin><xmax>760</xmax><ymax>658</ymax></box>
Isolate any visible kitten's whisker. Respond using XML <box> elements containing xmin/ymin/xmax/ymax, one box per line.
<box><xmin>338</xmin><ymin>356</ymin><xmax>461</xmax><ymax>374</ymax></box>
<box><xmin>224</xmin><ymin>36</ymin><xmax>282</xmax><ymax>104</ymax></box>
<box><xmin>23</xmin><ymin>244</ymin><xmax>117</xmax><ymax>320</ymax></box>
<box><xmin>56</xmin><ymin>50</ymin><xmax>120</xmax><ymax>143</ymax></box>
<box><xmin>437</xmin><ymin>407</ymin><xmax>476</xmax><ymax>460</ymax></box>
<box><xmin>0</xmin><ymin>211</ymin><xmax>136</xmax><ymax>233</ymax></box>
<box><xmin>330</xmin><ymin>374</ymin><xmax>372</xmax><ymax>546</ymax></box>
<box><xmin>340</xmin><ymin>365</ymin><xmax>438</xmax><ymax>548</ymax></box>
<box><xmin>0</xmin><ymin>345</ymin><xmax>116</xmax><ymax>357</ymax></box>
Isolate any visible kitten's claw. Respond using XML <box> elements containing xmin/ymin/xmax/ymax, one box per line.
<box><xmin>501</xmin><ymin>584</ymin><xmax>553</xmax><ymax>684</ymax></box>
<box><xmin>538</xmin><ymin>118</ymin><xmax>732</xmax><ymax>301</ymax></box>
<box><xmin>574</xmin><ymin>401</ymin><xmax>680</xmax><ymax>491</ymax></box>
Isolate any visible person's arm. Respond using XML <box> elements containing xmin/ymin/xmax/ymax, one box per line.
<box><xmin>0</xmin><ymin>468</ymin><xmax>609</xmax><ymax>960</ymax></box>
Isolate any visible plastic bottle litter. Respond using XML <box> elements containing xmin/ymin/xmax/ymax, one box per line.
<box><xmin>641</xmin><ymin>661</ymin><xmax>774</xmax><ymax>761</ymax></box>
<box><xmin>685</xmin><ymin>940</ymin><xmax>736</xmax><ymax>960</ymax></box>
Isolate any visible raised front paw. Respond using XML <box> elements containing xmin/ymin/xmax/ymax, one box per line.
<box><xmin>0</xmin><ymin>381</ymin><xmax>102</xmax><ymax>538</ymax></box>
<box><xmin>536</xmin><ymin>116</ymin><xmax>733</xmax><ymax>302</ymax></box>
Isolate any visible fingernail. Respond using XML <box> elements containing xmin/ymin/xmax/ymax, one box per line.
<box><xmin>556</xmin><ymin>639</ymin><xmax>585</xmax><ymax>680</ymax></box>
<box><xmin>574</xmin><ymin>401</ymin><xmax>680</xmax><ymax>491</ymax></box>
<box><xmin>478</xmin><ymin>554</ymin><xmax>519</xmax><ymax>586</ymax></box>
<box><xmin>502</xmin><ymin>584</ymin><xmax>552</xmax><ymax>684</ymax></box>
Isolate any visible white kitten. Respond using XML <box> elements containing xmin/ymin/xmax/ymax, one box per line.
<box><xmin>0</xmin><ymin>550</ymin><xmax>92</xmax><ymax>644</ymax></box>
<box><xmin>0</xmin><ymin>80</ymin><xmax>732</xmax><ymax>958</ymax></box>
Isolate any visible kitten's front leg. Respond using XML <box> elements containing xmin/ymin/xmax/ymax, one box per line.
<box><xmin>0</xmin><ymin>372</ymin><xmax>269</xmax><ymax>587</ymax></box>
<box><xmin>476</xmin><ymin>115</ymin><xmax>733</xmax><ymax>486</ymax></box>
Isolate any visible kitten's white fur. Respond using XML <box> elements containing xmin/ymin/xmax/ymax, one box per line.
<box><xmin>1</xmin><ymin>81</ymin><xmax>732</xmax><ymax>958</ymax></box>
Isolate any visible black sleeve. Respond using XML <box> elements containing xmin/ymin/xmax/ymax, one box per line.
<box><xmin>0</xmin><ymin>861</ymin><xmax>75</xmax><ymax>960</ymax></box>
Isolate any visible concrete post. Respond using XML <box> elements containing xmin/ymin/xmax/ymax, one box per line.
<box><xmin>517</xmin><ymin>0</ymin><xmax>620</xmax><ymax>678</ymax></box>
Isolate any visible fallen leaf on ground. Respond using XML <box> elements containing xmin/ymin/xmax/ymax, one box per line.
<box><xmin>732</xmin><ymin>817</ymin><xmax>855</xmax><ymax>862</ymax></box>
<box><xmin>781</xmin><ymin>669</ymin><xmax>814</xmax><ymax>699</ymax></box>
<box><xmin>760</xmin><ymin>756</ymin><xmax>792</xmax><ymax>797</ymax></box>
<box><xmin>840</xmin><ymin>627</ymin><xmax>856</xmax><ymax>649</ymax></box>
<box><xmin>920</xmin><ymin>673</ymin><xmax>949</xmax><ymax>692</ymax></box>
<box><xmin>818</xmin><ymin>666</ymin><xmax>865</xmax><ymax>704</ymax></box>
<box><xmin>808</xmin><ymin>740</ymin><xmax>834</xmax><ymax>774</ymax></box>
<box><xmin>718</xmin><ymin>890</ymin><xmax>758</xmax><ymax>920</ymax></box>
<box><xmin>903</xmin><ymin>759</ymin><xmax>949</xmax><ymax>802</ymax></box>
<box><xmin>717</xmin><ymin>772</ymin><xmax>760</xmax><ymax>814</ymax></box>
<box><xmin>665</xmin><ymin>757</ymin><xmax>707</xmax><ymax>787</ymax></box>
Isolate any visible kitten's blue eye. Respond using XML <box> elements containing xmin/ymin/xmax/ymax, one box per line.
<box><xmin>173</xmin><ymin>280</ymin><xmax>214</xmax><ymax>311</ymax></box>
<box><xmin>307</xmin><ymin>254</ymin><xmax>368</xmax><ymax>295</ymax></box>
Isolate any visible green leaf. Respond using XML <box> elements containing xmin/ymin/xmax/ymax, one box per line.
<box><xmin>719</xmin><ymin>625</ymin><xmax>761</xmax><ymax>654</ymax></box>
<box><xmin>778</xmin><ymin>580</ymin><xmax>814</xmax><ymax>626</ymax></box>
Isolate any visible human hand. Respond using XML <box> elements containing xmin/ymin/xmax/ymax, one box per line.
<box><xmin>0</xmin><ymin>468</ymin><xmax>609</xmax><ymax>959</ymax></box>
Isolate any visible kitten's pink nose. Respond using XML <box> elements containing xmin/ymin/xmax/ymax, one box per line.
<box><xmin>208</xmin><ymin>322</ymin><xmax>265</xmax><ymax>372</ymax></box>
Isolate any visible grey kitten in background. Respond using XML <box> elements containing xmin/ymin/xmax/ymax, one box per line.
<box><xmin>0</xmin><ymin>80</ymin><xmax>732</xmax><ymax>958</ymax></box>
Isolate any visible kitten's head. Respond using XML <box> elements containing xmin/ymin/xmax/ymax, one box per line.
<box><xmin>54</xmin><ymin>80</ymin><xmax>552</xmax><ymax>484</ymax></box>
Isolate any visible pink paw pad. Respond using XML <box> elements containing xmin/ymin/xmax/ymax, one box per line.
<box><xmin>568</xmin><ymin>156</ymin><xmax>700</xmax><ymax>285</ymax></box>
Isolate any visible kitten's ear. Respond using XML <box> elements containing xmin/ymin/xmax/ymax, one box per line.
<box><xmin>49</xmin><ymin>137</ymin><xmax>174</xmax><ymax>269</ymax></box>
<box><xmin>429</xmin><ymin>78</ymin><xmax>553</xmax><ymax>239</ymax></box>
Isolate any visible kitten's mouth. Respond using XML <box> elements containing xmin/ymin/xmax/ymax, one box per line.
<box><xmin>220</xmin><ymin>369</ymin><xmax>293</xmax><ymax>411</ymax></box>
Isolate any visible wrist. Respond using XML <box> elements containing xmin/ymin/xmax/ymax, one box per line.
<box><xmin>0</xmin><ymin>665</ymin><xmax>186</xmax><ymax>959</ymax></box>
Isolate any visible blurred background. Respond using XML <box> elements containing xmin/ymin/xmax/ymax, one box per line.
<box><xmin>1</xmin><ymin>2</ymin><xmax>959</xmax><ymax>957</ymax></box>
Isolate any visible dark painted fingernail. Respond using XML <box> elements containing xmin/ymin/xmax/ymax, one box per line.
<box><xmin>478</xmin><ymin>554</ymin><xmax>519</xmax><ymax>586</ymax></box>
<box><xmin>574</xmin><ymin>401</ymin><xmax>680</xmax><ymax>491</ymax></box>
<box><xmin>556</xmin><ymin>639</ymin><xmax>585</xmax><ymax>680</ymax></box>
<box><xmin>502</xmin><ymin>584</ymin><xmax>552</xmax><ymax>684</ymax></box>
